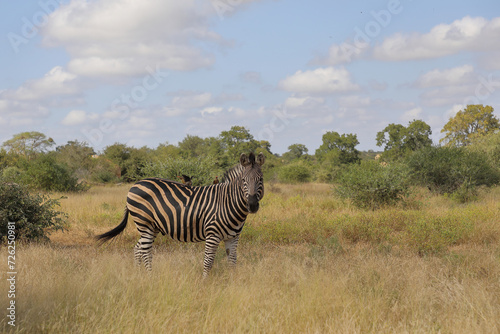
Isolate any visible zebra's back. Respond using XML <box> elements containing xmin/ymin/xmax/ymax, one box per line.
<box><xmin>126</xmin><ymin>178</ymin><xmax>217</xmax><ymax>242</ymax></box>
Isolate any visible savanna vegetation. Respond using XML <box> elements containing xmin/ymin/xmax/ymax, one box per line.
<box><xmin>1</xmin><ymin>183</ymin><xmax>500</xmax><ymax>333</ymax></box>
<box><xmin>1</xmin><ymin>104</ymin><xmax>500</xmax><ymax>332</ymax></box>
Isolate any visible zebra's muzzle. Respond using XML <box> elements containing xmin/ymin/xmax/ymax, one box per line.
<box><xmin>247</xmin><ymin>194</ymin><xmax>259</xmax><ymax>213</ymax></box>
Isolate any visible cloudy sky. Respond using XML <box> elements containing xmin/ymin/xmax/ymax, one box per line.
<box><xmin>1</xmin><ymin>0</ymin><xmax>499</xmax><ymax>154</ymax></box>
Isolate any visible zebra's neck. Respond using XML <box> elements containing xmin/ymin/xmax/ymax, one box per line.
<box><xmin>221</xmin><ymin>164</ymin><xmax>244</xmax><ymax>183</ymax></box>
<box><xmin>220</xmin><ymin>166</ymin><xmax>249</xmax><ymax>217</ymax></box>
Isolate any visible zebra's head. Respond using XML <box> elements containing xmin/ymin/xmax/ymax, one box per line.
<box><xmin>240</xmin><ymin>152</ymin><xmax>265</xmax><ymax>214</ymax></box>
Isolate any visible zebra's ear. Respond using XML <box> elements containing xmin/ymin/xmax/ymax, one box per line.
<box><xmin>256</xmin><ymin>152</ymin><xmax>265</xmax><ymax>166</ymax></box>
<box><xmin>240</xmin><ymin>153</ymin><xmax>250</xmax><ymax>166</ymax></box>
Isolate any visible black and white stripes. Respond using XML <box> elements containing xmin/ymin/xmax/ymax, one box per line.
<box><xmin>97</xmin><ymin>152</ymin><xmax>265</xmax><ymax>276</ymax></box>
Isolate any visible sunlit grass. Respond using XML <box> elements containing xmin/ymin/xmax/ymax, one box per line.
<box><xmin>1</xmin><ymin>183</ymin><xmax>500</xmax><ymax>333</ymax></box>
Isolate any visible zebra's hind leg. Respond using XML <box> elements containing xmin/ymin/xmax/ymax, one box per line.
<box><xmin>135</xmin><ymin>224</ymin><xmax>159</xmax><ymax>271</ymax></box>
<box><xmin>134</xmin><ymin>241</ymin><xmax>142</xmax><ymax>267</ymax></box>
<box><xmin>224</xmin><ymin>235</ymin><xmax>240</xmax><ymax>268</ymax></box>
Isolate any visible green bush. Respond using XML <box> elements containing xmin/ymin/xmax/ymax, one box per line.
<box><xmin>141</xmin><ymin>155</ymin><xmax>221</xmax><ymax>186</ymax></box>
<box><xmin>20</xmin><ymin>154</ymin><xmax>87</xmax><ymax>192</ymax></box>
<box><xmin>2</xmin><ymin>166</ymin><xmax>24</xmax><ymax>182</ymax></box>
<box><xmin>405</xmin><ymin>146</ymin><xmax>500</xmax><ymax>201</ymax></box>
<box><xmin>468</xmin><ymin>132</ymin><xmax>500</xmax><ymax>172</ymax></box>
<box><xmin>335</xmin><ymin>160</ymin><xmax>411</xmax><ymax>209</ymax></box>
<box><xmin>0</xmin><ymin>179</ymin><xmax>67</xmax><ymax>243</ymax></box>
<box><xmin>89</xmin><ymin>157</ymin><xmax>121</xmax><ymax>184</ymax></box>
<box><xmin>277</xmin><ymin>162</ymin><xmax>311</xmax><ymax>183</ymax></box>
<box><xmin>314</xmin><ymin>162</ymin><xmax>343</xmax><ymax>183</ymax></box>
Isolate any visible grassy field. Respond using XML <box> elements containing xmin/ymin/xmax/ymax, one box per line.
<box><xmin>1</xmin><ymin>183</ymin><xmax>500</xmax><ymax>333</ymax></box>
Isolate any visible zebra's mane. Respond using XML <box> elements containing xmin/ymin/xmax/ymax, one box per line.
<box><xmin>220</xmin><ymin>164</ymin><xmax>244</xmax><ymax>183</ymax></box>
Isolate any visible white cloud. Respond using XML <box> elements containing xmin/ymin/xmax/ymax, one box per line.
<box><xmin>41</xmin><ymin>0</ymin><xmax>227</xmax><ymax>79</ymax></box>
<box><xmin>1</xmin><ymin>66</ymin><xmax>81</xmax><ymax>102</ymax></box>
<box><xmin>172</xmin><ymin>92</ymin><xmax>212</xmax><ymax>109</ymax></box>
<box><xmin>0</xmin><ymin>66</ymin><xmax>85</xmax><ymax>127</ymax></box>
<box><xmin>400</xmin><ymin>107</ymin><xmax>423</xmax><ymax>123</ymax></box>
<box><xmin>227</xmin><ymin>106</ymin><xmax>247</xmax><ymax>118</ymax></box>
<box><xmin>419</xmin><ymin>85</ymin><xmax>475</xmax><ymax>107</ymax></box>
<box><xmin>278</xmin><ymin>67</ymin><xmax>359</xmax><ymax>95</ymax></box>
<box><xmin>412</xmin><ymin>65</ymin><xmax>483</xmax><ymax>107</ymax></box>
<box><xmin>285</xmin><ymin>96</ymin><xmax>325</xmax><ymax>110</ymax></box>
<box><xmin>311</xmin><ymin>41</ymin><xmax>369</xmax><ymax>66</ymax></box>
<box><xmin>373</xmin><ymin>16</ymin><xmax>500</xmax><ymax>61</ymax></box>
<box><xmin>201</xmin><ymin>106</ymin><xmax>223</xmax><ymax>116</ymax></box>
<box><xmin>414</xmin><ymin>65</ymin><xmax>475</xmax><ymax>88</ymax></box>
<box><xmin>61</xmin><ymin>110</ymin><xmax>99</xmax><ymax>126</ymax></box>
<box><xmin>338</xmin><ymin>95</ymin><xmax>371</xmax><ymax>108</ymax></box>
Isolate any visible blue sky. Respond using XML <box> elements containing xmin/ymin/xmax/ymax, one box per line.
<box><xmin>1</xmin><ymin>0</ymin><xmax>499</xmax><ymax>154</ymax></box>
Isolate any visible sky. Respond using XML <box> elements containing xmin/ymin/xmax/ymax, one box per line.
<box><xmin>1</xmin><ymin>0</ymin><xmax>499</xmax><ymax>154</ymax></box>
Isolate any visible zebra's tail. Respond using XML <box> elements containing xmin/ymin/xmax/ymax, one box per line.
<box><xmin>96</xmin><ymin>207</ymin><xmax>129</xmax><ymax>244</ymax></box>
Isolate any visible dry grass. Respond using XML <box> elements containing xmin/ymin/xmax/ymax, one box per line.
<box><xmin>1</xmin><ymin>183</ymin><xmax>500</xmax><ymax>333</ymax></box>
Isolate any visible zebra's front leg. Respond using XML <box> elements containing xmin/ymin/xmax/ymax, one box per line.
<box><xmin>225</xmin><ymin>235</ymin><xmax>240</xmax><ymax>268</ymax></box>
<box><xmin>203</xmin><ymin>235</ymin><xmax>221</xmax><ymax>278</ymax></box>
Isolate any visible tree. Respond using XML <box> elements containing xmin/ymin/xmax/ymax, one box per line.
<box><xmin>440</xmin><ymin>105</ymin><xmax>499</xmax><ymax>147</ymax></box>
<box><xmin>376</xmin><ymin>120</ymin><xmax>432</xmax><ymax>160</ymax></box>
<box><xmin>283</xmin><ymin>143</ymin><xmax>308</xmax><ymax>161</ymax></box>
<box><xmin>178</xmin><ymin>135</ymin><xmax>207</xmax><ymax>158</ymax></box>
<box><xmin>315</xmin><ymin>131</ymin><xmax>360</xmax><ymax>165</ymax></box>
<box><xmin>2</xmin><ymin>131</ymin><xmax>55</xmax><ymax>160</ymax></box>
<box><xmin>219</xmin><ymin>126</ymin><xmax>260</xmax><ymax>167</ymax></box>
<box><xmin>21</xmin><ymin>153</ymin><xmax>85</xmax><ymax>192</ymax></box>
<box><xmin>55</xmin><ymin>140</ymin><xmax>95</xmax><ymax>179</ymax></box>
<box><xmin>404</xmin><ymin>120</ymin><xmax>433</xmax><ymax>151</ymax></box>
<box><xmin>102</xmin><ymin>143</ymin><xmax>151</xmax><ymax>181</ymax></box>
<box><xmin>376</xmin><ymin>124</ymin><xmax>406</xmax><ymax>158</ymax></box>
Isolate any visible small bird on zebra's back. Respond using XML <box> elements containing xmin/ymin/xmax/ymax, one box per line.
<box><xmin>96</xmin><ymin>152</ymin><xmax>265</xmax><ymax>277</ymax></box>
<box><xmin>177</xmin><ymin>174</ymin><xmax>192</xmax><ymax>186</ymax></box>
<box><xmin>213</xmin><ymin>176</ymin><xmax>219</xmax><ymax>184</ymax></box>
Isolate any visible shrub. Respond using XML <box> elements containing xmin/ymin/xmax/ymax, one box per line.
<box><xmin>278</xmin><ymin>162</ymin><xmax>311</xmax><ymax>183</ymax></box>
<box><xmin>14</xmin><ymin>154</ymin><xmax>87</xmax><ymax>192</ymax></box>
<box><xmin>468</xmin><ymin>131</ymin><xmax>500</xmax><ymax>172</ymax></box>
<box><xmin>2</xmin><ymin>166</ymin><xmax>24</xmax><ymax>182</ymax></box>
<box><xmin>335</xmin><ymin>160</ymin><xmax>411</xmax><ymax>209</ymax></box>
<box><xmin>141</xmin><ymin>155</ymin><xmax>220</xmax><ymax>186</ymax></box>
<box><xmin>0</xmin><ymin>179</ymin><xmax>67</xmax><ymax>243</ymax></box>
<box><xmin>405</xmin><ymin>146</ymin><xmax>500</xmax><ymax>201</ymax></box>
<box><xmin>90</xmin><ymin>157</ymin><xmax>121</xmax><ymax>183</ymax></box>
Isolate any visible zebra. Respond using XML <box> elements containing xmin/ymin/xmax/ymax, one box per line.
<box><xmin>96</xmin><ymin>152</ymin><xmax>265</xmax><ymax>277</ymax></box>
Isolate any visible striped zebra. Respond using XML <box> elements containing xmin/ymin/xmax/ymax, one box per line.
<box><xmin>96</xmin><ymin>152</ymin><xmax>265</xmax><ymax>276</ymax></box>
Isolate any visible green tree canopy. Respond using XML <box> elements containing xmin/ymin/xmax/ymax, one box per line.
<box><xmin>283</xmin><ymin>143</ymin><xmax>308</xmax><ymax>161</ymax></box>
<box><xmin>2</xmin><ymin>131</ymin><xmax>55</xmax><ymax>160</ymax></box>
<box><xmin>178</xmin><ymin>135</ymin><xmax>207</xmax><ymax>158</ymax></box>
<box><xmin>376</xmin><ymin>120</ymin><xmax>432</xmax><ymax>160</ymax></box>
<box><xmin>440</xmin><ymin>105</ymin><xmax>499</xmax><ymax>147</ymax></box>
<box><xmin>103</xmin><ymin>143</ymin><xmax>151</xmax><ymax>181</ymax></box>
<box><xmin>315</xmin><ymin>131</ymin><xmax>360</xmax><ymax>165</ymax></box>
<box><xmin>56</xmin><ymin>140</ymin><xmax>95</xmax><ymax>175</ymax></box>
<box><xmin>219</xmin><ymin>126</ymin><xmax>260</xmax><ymax>167</ymax></box>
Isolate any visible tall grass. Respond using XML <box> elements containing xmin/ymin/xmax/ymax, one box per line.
<box><xmin>1</xmin><ymin>183</ymin><xmax>500</xmax><ymax>333</ymax></box>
